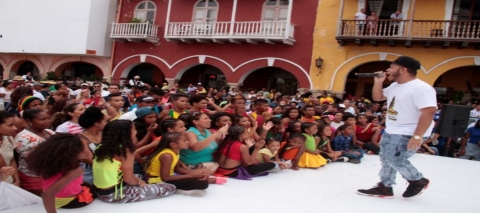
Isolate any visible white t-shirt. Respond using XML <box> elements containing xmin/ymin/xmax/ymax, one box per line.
<box><xmin>344</xmin><ymin>106</ymin><xmax>356</xmax><ymax>115</ymax></box>
<box><xmin>330</xmin><ymin>121</ymin><xmax>345</xmax><ymax>130</ymax></box>
<box><xmin>355</xmin><ymin>12</ymin><xmax>367</xmax><ymax>23</ymax></box>
<box><xmin>55</xmin><ymin>121</ymin><xmax>84</xmax><ymax>135</ymax></box>
<box><xmin>0</xmin><ymin>88</ymin><xmax>5</xmax><ymax>103</ymax></box>
<box><xmin>470</xmin><ymin>109</ymin><xmax>480</xmax><ymax>118</ymax></box>
<box><xmin>383</xmin><ymin>79</ymin><xmax>437</xmax><ymax>137</ymax></box>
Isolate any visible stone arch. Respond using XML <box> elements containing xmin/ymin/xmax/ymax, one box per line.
<box><xmin>171</xmin><ymin>56</ymin><xmax>233</xmax><ymax>81</ymax></box>
<box><xmin>112</xmin><ymin>55</ymin><xmax>170</xmax><ymax>83</ymax></box>
<box><xmin>49</xmin><ymin>56</ymin><xmax>110</xmax><ymax>77</ymax></box>
<box><xmin>233</xmin><ymin>58</ymin><xmax>312</xmax><ymax>89</ymax></box>
<box><xmin>7</xmin><ymin>56</ymin><xmax>46</xmax><ymax>78</ymax></box>
<box><xmin>424</xmin><ymin>56</ymin><xmax>480</xmax><ymax>85</ymax></box>
<box><xmin>328</xmin><ymin>52</ymin><xmax>428</xmax><ymax>91</ymax></box>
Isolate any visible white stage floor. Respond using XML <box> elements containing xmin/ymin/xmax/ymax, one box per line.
<box><xmin>3</xmin><ymin>154</ymin><xmax>480</xmax><ymax>213</ymax></box>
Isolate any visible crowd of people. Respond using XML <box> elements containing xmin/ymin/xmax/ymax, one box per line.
<box><xmin>0</xmin><ymin>72</ymin><xmax>477</xmax><ymax>212</ymax></box>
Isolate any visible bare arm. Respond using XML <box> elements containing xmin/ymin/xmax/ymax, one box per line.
<box><xmin>186</xmin><ymin>127</ymin><xmax>226</xmax><ymax>151</ymax></box>
<box><xmin>134</xmin><ymin>139</ymin><xmax>160</xmax><ymax>164</ymax></box>
<box><xmin>42</xmin><ymin>167</ymin><xmax>83</xmax><ymax>213</ymax></box>
<box><xmin>372</xmin><ymin>71</ymin><xmax>387</xmax><ymax>101</ymax></box>
<box><xmin>120</xmin><ymin>152</ymin><xmax>143</xmax><ymax>186</ymax></box>
<box><xmin>159</xmin><ymin>153</ymin><xmax>196</xmax><ymax>182</ymax></box>
<box><xmin>413</xmin><ymin>107</ymin><xmax>437</xmax><ymax>137</ymax></box>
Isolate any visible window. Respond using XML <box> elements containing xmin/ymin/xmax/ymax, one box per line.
<box><xmin>262</xmin><ymin>0</ymin><xmax>289</xmax><ymax>22</ymax></box>
<box><xmin>193</xmin><ymin>0</ymin><xmax>218</xmax><ymax>23</ymax></box>
<box><xmin>452</xmin><ymin>0</ymin><xmax>480</xmax><ymax>20</ymax></box>
<box><xmin>365</xmin><ymin>0</ymin><xmax>403</xmax><ymax>19</ymax></box>
<box><xmin>134</xmin><ymin>1</ymin><xmax>156</xmax><ymax>23</ymax></box>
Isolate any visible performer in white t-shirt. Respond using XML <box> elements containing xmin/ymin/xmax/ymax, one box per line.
<box><xmin>357</xmin><ymin>56</ymin><xmax>436</xmax><ymax>199</ymax></box>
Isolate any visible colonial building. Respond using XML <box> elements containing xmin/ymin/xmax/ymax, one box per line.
<box><xmin>0</xmin><ymin>0</ymin><xmax>117</xmax><ymax>80</ymax></box>
<box><xmin>110</xmin><ymin>0</ymin><xmax>318</xmax><ymax>92</ymax></box>
<box><xmin>311</xmin><ymin>0</ymin><xmax>480</xmax><ymax>100</ymax></box>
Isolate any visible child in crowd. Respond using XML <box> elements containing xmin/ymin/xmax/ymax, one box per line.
<box><xmin>283</xmin><ymin>120</ymin><xmax>301</xmax><ymax>141</ymax></box>
<box><xmin>188</xmin><ymin>95</ymin><xmax>224</xmax><ymax>115</ymax></box>
<box><xmin>225</xmin><ymin>97</ymin><xmax>248</xmax><ymax>117</ymax></box>
<box><xmin>316</xmin><ymin>124</ymin><xmax>347</xmax><ymax>162</ymax></box>
<box><xmin>331</xmin><ymin>124</ymin><xmax>364</xmax><ymax>164</ymax></box>
<box><xmin>250</xmin><ymin>99</ymin><xmax>271</xmax><ymax>129</ymax></box>
<box><xmin>158</xmin><ymin>94</ymin><xmax>189</xmax><ymax>120</ymax></box>
<box><xmin>278</xmin><ymin>133</ymin><xmax>306</xmax><ymax>170</ymax></box>
<box><xmin>236</xmin><ymin>116</ymin><xmax>273</xmax><ymax>141</ymax></box>
<box><xmin>265</xmin><ymin>117</ymin><xmax>285</xmax><ymax>141</ymax></box>
<box><xmin>145</xmin><ymin>132</ymin><xmax>224</xmax><ymax>197</ymax></box>
<box><xmin>298</xmin><ymin>122</ymin><xmax>328</xmax><ymax>168</ymax></box>
<box><xmin>215</xmin><ymin>126</ymin><xmax>276</xmax><ymax>179</ymax></box>
<box><xmin>133</xmin><ymin>107</ymin><xmax>160</xmax><ymax>149</ymax></box>
<box><xmin>210</xmin><ymin>112</ymin><xmax>234</xmax><ymax>133</ymax></box>
<box><xmin>92</xmin><ymin>120</ymin><xmax>176</xmax><ymax>203</ymax></box>
<box><xmin>300</xmin><ymin>105</ymin><xmax>320</xmax><ymax>123</ymax></box>
<box><xmin>27</xmin><ymin>134</ymin><xmax>94</xmax><ymax>212</ymax></box>
<box><xmin>256</xmin><ymin>139</ymin><xmax>291</xmax><ymax>172</ymax></box>
<box><xmin>281</xmin><ymin>107</ymin><xmax>302</xmax><ymax>126</ymax></box>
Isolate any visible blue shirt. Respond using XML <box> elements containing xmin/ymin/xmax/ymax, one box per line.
<box><xmin>331</xmin><ymin>134</ymin><xmax>352</xmax><ymax>151</ymax></box>
<box><xmin>180</xmin><ymin>127</ymin><xmax>218</xmax><ymax>165</ymax></box>
<box><xmin>466</xmin><ymin>127</ymin><xmax>480</xmax><ymax>144</ymax></box>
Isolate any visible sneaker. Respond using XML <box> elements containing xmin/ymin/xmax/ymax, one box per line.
<box><xmin>175</xmin><ymin>189</ymin><xmax>207</xmax><ymax>197</ymax></box>
<box><xmin>403</xmin><ymin>178</ymin><xmax>429</xmax><ymax>198</ymax></box>
<box><xmin>357</xmin><ymin>183</ymin><xmax>394</xmax><ymax>198</ymax></box>
<box><xmin>335</xmin><ymin>157</ymin><xmax>349</xmax><ymax>162</ymax></box>
<box><xmin>348</xmin><ymin>158</ymin><xmax>361</xmax><ymax>164</ymax></box>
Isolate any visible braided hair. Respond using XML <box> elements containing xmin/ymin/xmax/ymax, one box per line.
<box><xmin>216</xmin><ymin>125</ymin><xmax>245</xmax><ymax>162</ymax></box>
<box><xmin>144</xmin><ymin>132</ymin><xmax>184</xmax><ymax>172</ymax></box>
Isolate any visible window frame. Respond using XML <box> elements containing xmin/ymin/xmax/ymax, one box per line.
<box><xmin>134</xmin><ymin>1</ymin><xmax>157</xmax><ymax>23</ymax></box>
<box><xmin>451</xmin><ymin>0</ymin><xmax>480</xmax><ymax>20</ymax></box>
<box><xmin>261</xmin><ymin>0</ymin><xmax>290</xmax><ymax>22</ymax></box>
<box><xmin>192</xmin><ymin>0</ymin><xmax>219</xmax><ymax>23</ymax></box>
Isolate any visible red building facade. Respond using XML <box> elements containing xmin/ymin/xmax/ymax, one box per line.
<box><xmin>111</xmin><ymin>0</ymin><xmax>317</xmax><ymax>91</ymax></box>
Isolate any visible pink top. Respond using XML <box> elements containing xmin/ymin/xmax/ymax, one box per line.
<box><xmin>42</xmin><ymin>173</ymin><xmax>83</xmax><ymax>198</ymax></box>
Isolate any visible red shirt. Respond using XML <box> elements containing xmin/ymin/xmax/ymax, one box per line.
<box><xmin>221</xmin><ymin>140</ymin><xmax>243</xmax><ymax>161</ymax></box>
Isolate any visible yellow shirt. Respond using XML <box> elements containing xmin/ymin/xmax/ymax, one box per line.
<box><xmin>147</xmin><ymin>148</ymin><xmax>179</xmax><ymax>183</ymax></box>
<box><xmin>256</xmin><ymin>148</ymin><xmax>277</xmax><ymax>163</ymax></box>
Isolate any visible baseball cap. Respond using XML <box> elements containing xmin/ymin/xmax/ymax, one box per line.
<box><xmin>134</xmin><ymin>75</ymin><xmax>140</xmax><ymax>79</ymax></box>
<box><xmin>81</xmin><ymin>83</ymin><xmax>89</xmax><ymax>86</ymax></box>
<box><xmin>32</xmin><ymin>82</ymin><xmax>43</xmax><ymax>87</ymax></box>
<box><xmin>134</xmin><ymin>107</ymin><xmax>157</xmax><ymax>120</ymax></box>
<box><xmin>338</xmin><ymin>104</ymin><xmax>346</xmax><ymax>108</ymax></box>
<box><xmin>136</xmin><ymin>96</ymin><xmax>155</xmax><ymax>102</ymax></box>
<box><xmin>392</xmin><ymin>56</ymin><xmax>421</xmax><ymax>73</ymax></box>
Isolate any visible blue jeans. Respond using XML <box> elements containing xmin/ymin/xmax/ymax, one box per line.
<box><xmin>342</xmin><ymin>149</ymin><xmax>364</xmax><ymax>160</ymax></box>
<box><xmin>379</xmin><ymin>132</ymin><xmax>424</xmax><ymax>187</ymax></box>
<box><xmin>80</xmin><ymin>163</ymin><xmax>93</xmax><ymax>185</ymax></box>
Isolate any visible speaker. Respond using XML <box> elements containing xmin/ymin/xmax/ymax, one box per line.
<box><xmin>436</xmin><ymin>105</ymin><xmax>472</xmax><ymax>137</ymax></box>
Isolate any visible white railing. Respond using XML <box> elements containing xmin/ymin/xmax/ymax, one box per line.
<box><xmin>165</xmin><ymin>21</ymin><xmax>294</xmax><ymax>39</ymax></box>
<box><xmin>111</xmin><ymin>22</ymin><xmax>159</xmax><ymax>38</ymax></box>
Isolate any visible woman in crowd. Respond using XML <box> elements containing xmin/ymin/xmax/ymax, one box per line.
<box><xmin>92</xmin><ymin>120</ymin><xmax>176</xmax><ymax>203</ymax></box>
<box><xmin>0</xmin><ymin>81</ymin><xmax>14</xmax><ymax>109</ymax></box>
<box><xmin>78</xmin><ymin>107</ymin><xmax>108</xmax><ymax>184</ymax></box>
<box><xmin>181</xmin><ymin>112</ymin><xmax>228</xmax><ymax>174</ymax></box>
<box><xmin>26</xmin><ymin>134</ymin><xmax>95</xmax><ymax>212</ymax></box>
<box><xmin>53</xmin><ymin>103</ymin><xmax>86</xmax><ymax>134</ymax></box>
<box><xmin>15</xmin><ymin>108</ymin><xmax>54</xmax><ymax>195</ymax></box>
<box><xmin>0</xmin><ymin>111</ymin><xmax>19</xmax><ymax>185</ymax></box>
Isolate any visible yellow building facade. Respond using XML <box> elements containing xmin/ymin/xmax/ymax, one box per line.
<box><xmin>310</xmin><ymin>0</ymin><xmax>480</xmax><ymax>100</ymax></box>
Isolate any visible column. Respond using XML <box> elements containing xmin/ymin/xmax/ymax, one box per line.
<box><xmin>165</xmin><ymin>78</ymin><xmax>176</xmax><ymax>87</ymax></box>
<box><xmin>227</xmin><ymin>82</ymin><xmax>240</xmax><ymax>90</ymax></box>
<box><xmin>229</xmin><ymin>0</ymin><xmax>238</xmax><ymax>36</ymax></box>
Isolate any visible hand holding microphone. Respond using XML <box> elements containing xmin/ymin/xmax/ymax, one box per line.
<box><xmin>355</xmin><ymin>71</ymin><xmax>387</xmax><ymax>83</ymax></box>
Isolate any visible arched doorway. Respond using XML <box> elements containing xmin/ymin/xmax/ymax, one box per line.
<box><xmin>127</xmin><ymin>63</ymin><xmax>165</xmax><ymax>86</ymax></box>
<box><xmin>434</xmin><ymin>65</ymin><xmax>480</xmax><ymax>104</ymax></box>
<box><xmin>15</xmin><ymin>61</ymin><xmax>40</xmax><ymax>79</ymax></box>
<box><xmin>178</xmin><ymin>64</ymin><xmax>226</xmax><ymax>89</ymax></box>
<box><xmin>0</xmin><ymin>64</ymin><xmax>4</xmax><ymax>79</ymax></box>
<box><xmin>55</xmin><ymin>62</ymin><xmax>103</xmax><ymax>81</ymax></box>
<box><xmin>345</xmin><ymin>61</ymin><xmax>391</xmax><ymax>100</ymax></box>
<box><xmin>242</xmin><ymin>67</ymin><xmax>298</xmax><ymax>95</ymax></box>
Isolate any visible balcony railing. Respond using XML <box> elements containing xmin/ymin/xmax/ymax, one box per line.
<box><xmin>110</xmin><ymin>22</ymin><xmax>160</xmax><ymax>43</ymax></box>
<box><xmin>338</xmin><ymin>19</ymin><xmax>480</xmax><ymax>39</ymax></box>
<box><xmin>165</xmin><ymin>21</ymin><xmax>295</xmax><ymax>45</ymax></box>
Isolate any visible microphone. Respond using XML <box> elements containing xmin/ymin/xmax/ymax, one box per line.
<box><xmin>355</xmin><ymin>73</ymin><xmax>384</xmax><ymax>77</ymax></box>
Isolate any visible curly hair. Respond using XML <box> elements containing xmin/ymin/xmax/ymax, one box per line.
<box><xmin>95</xmin><ymin>120</ymin><xmax>135</xmax><ymax>162</ymax></box>
<box><xmin>144</xmin><ymin>132</ymin><xmax>183</xmax><ymax>172</ymax></box>
<box><xmin>10</xmin><ymin>87</ymin><xmax>33</xmax><ymax>109</ymax></box>
<box><xmin>134</xmin><ymin>116</ymin><xmax>161</xmax><ymax>143</ymax></box>
<box><xmin>49</xmin><ymin>99</ymin><xmax>68</xmax><ymax>116</ymax></box>
<box><xmin>26</xmin><ymin>133</ymin><xmax>84</xmax><ymax>179</ymax></box>
<box><xmin>281</xmin><ymin>107</ymin><xmax>302</xmax><ymax>120</ymax></box>
<box><xmin>51</xmin><ymin>103</ymin><xmax>81</xmax><ymax>130</ymax></box>
<box><xmin>210</xmin><ymin>112</ymin><xmax>235</xmax><ymax>129</ymax></box>
<box><xmin>216</xmin><ymin>125</ymin><xmax>245</xmax><ymax>162</ymax></box>
<box><xmin>79</xmin><ymin>107</ymin><xmax>105</xmax><ymax>129</ymax></box>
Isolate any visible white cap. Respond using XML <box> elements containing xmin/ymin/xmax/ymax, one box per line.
<box><xmin>134</xmin><ymin>75</ymin><xmax>140</xmax><ymax>79</ymax></box>
<box><xmin>338</xmin><ymin>104</ymin><xmax>346</xmax><ymax>108</ymax></box>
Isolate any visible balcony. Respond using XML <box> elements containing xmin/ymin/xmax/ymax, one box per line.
<box><xmin>164</xmin><ymin>21</ymin><xmax>295</xmax><ymax>45</ymax></box>
<box><xmin>110</xmin><ymin>22</ymin><xmax>160</xmax><ymax>44</ymax></box>
<box><xmin>336</xmin><ymin>20</ymin><xmax>480</xmax><ymax>49</ymax></box>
